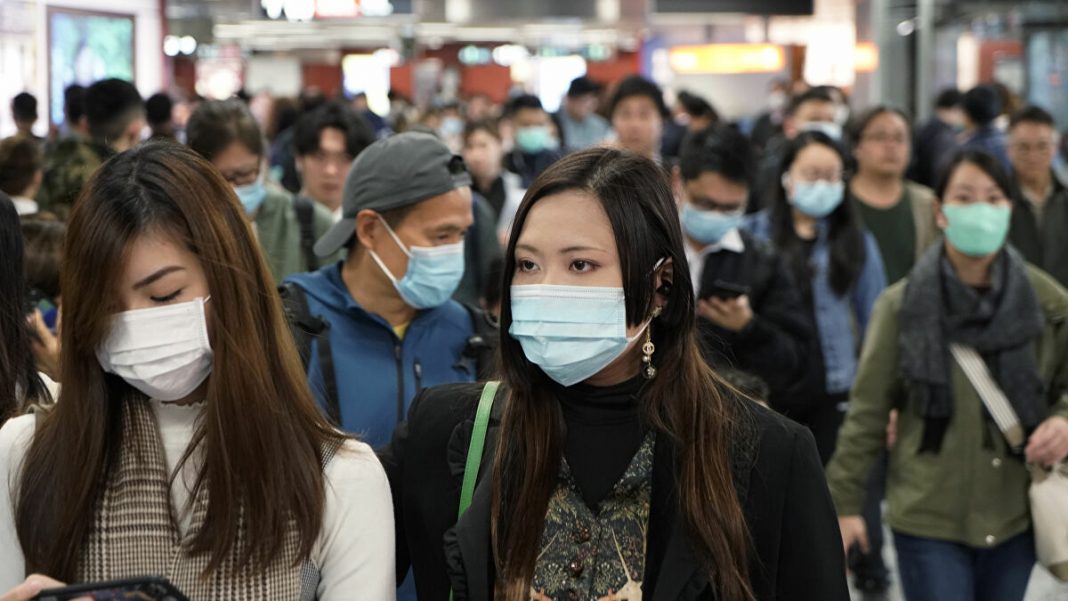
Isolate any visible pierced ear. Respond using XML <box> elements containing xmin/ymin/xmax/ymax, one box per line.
<box><xmin>654</xmin><ymin>258</ymin><xmax>675</xmax><ymax>302</ymax></box>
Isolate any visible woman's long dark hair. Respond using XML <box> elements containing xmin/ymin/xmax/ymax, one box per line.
<box><xmin>492</xmin><ymin>147</ymin><xmax>755</xmax><ymax>601</ymax></box>
<box><xmin>0</xmin><ymin>193</ymin><xmax>47</xmax><ymax>419</ymax></box>
<box><xmin>15</xmin><ymin>142</ymin><xmax>346</xmax><ymax>577</ymax></box>
<box><xmin>771</xmin><ymin>130</ymin><xmax>865</xmax><ymax>297</ymax></box>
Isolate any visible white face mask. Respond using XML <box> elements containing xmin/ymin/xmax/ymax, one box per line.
<box><xmin>97</xmin><ymin>297</ymin><xmax>213</xmax><ymax>401</ymax></box>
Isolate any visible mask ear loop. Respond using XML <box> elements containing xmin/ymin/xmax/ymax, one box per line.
<box><xmin>368</xmin><ymin>215</ymin><xmax>411</xmax><ymax>287</ymax></box>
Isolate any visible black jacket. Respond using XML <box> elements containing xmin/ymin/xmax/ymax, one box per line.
<box><xmin>696</xmin><ymin>231</ymin><xmax>816</xmax><ymax>411</ymax></box>
<box><xmin>1009</xmin><ymin>174</ymin><xmax>1068</xmax><ymax>288</ymax></box>
<box><xmin>380</xmin><ymin>383</ymin><xmax>848</xmax><ymax>601</ymax></box>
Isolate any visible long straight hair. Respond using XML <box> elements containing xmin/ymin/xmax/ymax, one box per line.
<box><xmin>15</xmin><ymin>141</ymin><xmax>345</xmax><ymax>577</ymax></box>
<box><xmin>0</xmin><ymin>193</ymin><xmax>47</xmax><ymax>419</ymax></box>
<box><xmin>771</xmin><ymin>131</ymin><xmax>865</xmax><ymax>297</ymax></box>
<box><xmin>492</xmin><ymin>147</ymin><xmax>755</xmax><ymax>601</ymax></box>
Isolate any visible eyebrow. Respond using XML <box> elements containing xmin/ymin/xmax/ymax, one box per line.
<box><xmin>132</xmin><ymin>266</ymin><xmax>186</xmax><ymax>290</ymax></box>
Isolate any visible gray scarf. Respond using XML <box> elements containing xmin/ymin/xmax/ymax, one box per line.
<box><xmin>899</xmin><ymin>244</ymin><xmax>1047</xmax><ymax>453</ymax></box>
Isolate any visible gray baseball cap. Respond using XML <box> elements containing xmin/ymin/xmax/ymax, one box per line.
<box><xmin>313</xmin><ymin>132</ymin><xmax>473</xmax><ymax>258</ymax></box>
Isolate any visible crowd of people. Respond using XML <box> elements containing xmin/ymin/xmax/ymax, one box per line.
<box><xmin>0</xmin><ymin>70</ymin><xmax>1067</xmax><ymax>601</ymax></box>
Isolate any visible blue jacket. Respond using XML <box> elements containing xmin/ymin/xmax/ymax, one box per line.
<box><xmin>745</xmin><ymin>211</ymin><xmax>887</xmax><ymax>394</ymax></box>
<box><xmin>962</xmin><ymin>125</ymin><xmax>1010</xmax><ymax>171</ymax></box>
<box><xmin>285</xmin><ymin>262</ymin><xmax>477</xmax><ymax>449</ymax></box>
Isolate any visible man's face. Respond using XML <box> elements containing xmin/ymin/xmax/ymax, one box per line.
<box><xmin>514</xmin><ymin>107</ymin><xmax>550</xmax><ymax>129</ymax></box>
<box><xmin>462</xmin><ymin>129</ymin><xmax>503</xmax><ymax>182</ymax></box>
<box><xmin>853</xmin><ymin>111</ymin><xmax>911</xmax><ymax>179</ymax></box>
<box><xmin>680</xmin><ymin>171</ymin><xmax>749</xmax><ymax>215</ymax></box>
<box><xmin>785</xmin><ymin>100</ymin><xmax>837</xmax><ymax>138</ymax></box>
<box><xmin>611</xmin><ymin>96</ymin><xmax>663</xmax><ymax>158</ymax></box>
<box><xmin>566</xmin><ymin>94</ymin><xmax>597</xmax><ymax>120</ymax></box>
<box><xmin>1009</xmin><ymin>122</ymin><xmax>1057</xmax><ymax>184</ymax></box>
<box><xmin>297</xmin><ymin>127</ymin><xmax>353</xmax><ymax>212</ymax></box>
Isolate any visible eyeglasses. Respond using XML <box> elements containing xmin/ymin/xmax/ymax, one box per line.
<box><xmin>1010</xmin><ymin>142</ymin><xmax>1054</xmax><ymax>156</ymax></box>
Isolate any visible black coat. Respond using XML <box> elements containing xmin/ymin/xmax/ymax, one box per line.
<box><xmin>380</xmin><ymin>383</ymin><xmax>849</xmax><ymax>601</ymax></box>
<box><xmin>696</xmin><ymin>230</ymin><xmax>817</xmax><ymax>412</ymax></box>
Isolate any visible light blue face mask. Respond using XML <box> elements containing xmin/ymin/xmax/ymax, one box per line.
<box><xmin>942</xmin><ymin>203</ymin><xmax>1011</xmax><ymax>257</ymax></box>
<box><xmin>681</xmin><ymin>203</ymin><xmax>745</xmax><ymax>245</ymax></box>
<box><xmin>787</xmin><ymin>177</ymin><xmax>845</xmax><ymax>218</ymax></box>
<box><xmin>799</xmin><ymin>121</ymin><xmax>843</xmax><ymax>142</ymax></box>
<box><xmin>509</xmin><ymin>284</ymin><xmax>649</xmax><ymax>387</ymax></box>
<box><xmin>233</xmin><ymin>180</ymin><xmax>267</xmax><ymax>215</ymax></box>
<box><xmin>369</xmin><ymin>217</ymin><xmax>466</xmax><ymax>309</ymax></box>
<box><xmin>515</xmin><ymin>125</ymin><xmax>559</xmax><ymax>154</ymax></box>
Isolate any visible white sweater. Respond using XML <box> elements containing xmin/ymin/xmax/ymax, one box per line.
<box><xmin>0</xmin><ymin>401</ymin><xmax>396</xmax><ymax>600</ymax></box>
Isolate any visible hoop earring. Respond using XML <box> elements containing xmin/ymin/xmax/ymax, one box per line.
<box><xmin>642</xmin><ymin>324</ymin><xmax>657</xmax><ymax>380</ymax></box>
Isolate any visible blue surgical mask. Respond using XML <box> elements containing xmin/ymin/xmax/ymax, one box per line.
<box><xmin>800</xmin><ymin>121</ymin><xmax>843</xmax><ymax>142</ymax></box>
<box><xmin>681</xmin><ymin>203</ymin><xmax>745</xmax><ymax>245</ymax></box>
<box><xmin>439</xmin><ymin>116</ymin><xmax>464</xmax><ymax>138</ymax></box>
<box><xmin>787</xmin><ymin>178</ymin><xmax>845</xmax><ymax>218</ymax></box>
<box><xmin>942</xmin><ymin>203</ymin><xmax>1011</xmax><ymax>257</ymax></box>
<box><xmin>509</xmin><ymin>284</ymin><xmax>649</xmax><ymax>387</ymax></box>
<box><xmin>234</xmin><ymin>180</ymin><xmax>267</xmax><ymax>215</ymax></box>
<box><xmin>515</xmin><ymin>125</ymin><xmax>558</xmax><ymax>154</ymax></box>
<box><xmin>369</xmin><ymin>217</ymin><xmax>466</xmax><ymax>309</ymax></box>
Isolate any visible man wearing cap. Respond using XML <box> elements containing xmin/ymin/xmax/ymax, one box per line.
<box><xmin>283</xmin><ymin>132</ymin><xmax>482</xmax><ymax>450</ymax></box>
<box><xmin>555</xmin><ymin>75</ymin><xmax>611</xmax><ymax>152</ymax></box>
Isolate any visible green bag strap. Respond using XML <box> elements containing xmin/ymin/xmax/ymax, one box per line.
<box><xmin>450</xmin><ymin>381</ymin><xmax>499</xmax><ymax>601</ymax></box>
<box><xmin>458</xmin><ymin>380</ymin><xmax>499</xmax><ymax>519</ymax></box>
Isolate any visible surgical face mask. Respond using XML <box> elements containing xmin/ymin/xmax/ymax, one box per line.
<box><xmin>369</xmin><ymin>217</ymin><xmax>466</xmax><ymax>309</ymax></box>
<box><xmin>768</xmin><ymin>91</ymin><xmax>787</xmax><ymax>112</ymax></box>
<box><xmin>97</xmin><ymin>297</ymin><xmax>213</xmax><ymax>402</ymax></box>
<box><xmin>681</xmin><ymin>203</ymin><xmax>744</xmax><ymax>245</ymax></box>
<box><xmin>509</xmin><ymin>284</ymin><xmax>649</xmax><ymax>387</ymax></box>
<box><xmin>439</xmin><ymin>116</ymin><xmax>464</xmax><ymax>139</ymax></box>
<box><xmin>233</xmin><ymin>179</ymin><xmax>267</xmax><ymax>216</ymax></box>
<box><xmin>942</xmin><ymin>203</ymin><xmax>1011</xmax><ymax>257</ymax></box>
<box><xmin>515</xmin><ymin>125</ymin><xmax>558</xmax><ymax>154</ymax></box>
<box><xmin>800</xmin><ymin>121</ymin><xmax>843</xmax><ymax>142</ymax></box>
<box><xmin>786</xmin><ymin>176</ymin><xmax>845</xmax><ymax>219</ymax></box>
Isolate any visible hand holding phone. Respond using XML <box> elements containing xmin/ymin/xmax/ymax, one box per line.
<box><xmin>33</xmin><ymin>577</ymin><xmax>188</xmax><ymax>601</ymax></box>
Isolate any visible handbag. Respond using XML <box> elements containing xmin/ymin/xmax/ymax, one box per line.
<box><xmin>950</xmin><ymin>343</ymin><xmax>1068</xmax><ymax>581</ymax></box>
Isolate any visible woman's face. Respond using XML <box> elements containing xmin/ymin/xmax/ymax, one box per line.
<box><xmin>513</xmin><ymin>191</ymin><xmax>645</xmax><ymax>340</ymax></box>
<box><xmin>939</xmin><ymin>161</ymin><xmax>1011</xmax><ymax>211</ymax></box>
<box><xmin>117</xmin><ymin>231</ymin><xmax>210</xmax><ymax>313</ymax></box>
<box><xmin>785</xmin><ymin>143</ymin><xmax>843</xmax><ymax>198</ymax></box>
<box><xmin>212</xmin><ymin>141</ymin><xmax>261</xmax><ymax>188</ymax></box>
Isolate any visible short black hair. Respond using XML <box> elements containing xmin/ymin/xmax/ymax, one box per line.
<box><xmin>934</xmin><ymin>88</ymin><xmax>962</xmax><ymax>110</ymax></box>
<box><xmin>1009</xmin><ymin>105</ymin><xmax>1056</xmax><ymax>131</ymax></box>
<box><xmin>849</xmin><ymin>105</ymin><xmax>911</xmax><ymax>145</ymax></box>
<box><xmin>64</xmin><ymin>85</ymin><xmax>87</xmax><ymax>125</ymax></box>
<box><xmin>608</xmin><ymin>75</ymin><xmax>669</xmax><ymax>120</ymax></box>
<box><xmin>292</xmin><ymin>101</ymin><xmax>375</xmax><ymax>158</ymax></box>
<box><xmin>0</xmin><ymin>135</ymin><xmax>43</xmax><ymax>196</ymax></box>
<box><xmin>785</xmin><ymin>88</ymin><xmax>835</xmax><ymax>118</ymax></box>
<box><xmin>676</xmin><ymin>91</ymin><xmax>718</xmax><ymax>121</ymax></box>
<box><xmin>186</xmin><ymin>99</ymin><xmax>264</xmax><ymax>161</ymax></box>
<box><xmin>12</xmin><ymin>93</ymin><xmax>37</xmax><ymax>123</ymax></box>
<box><xmin>463</xmin><ymin>119</ymin><xmax>501</xmax><ymax>145</ymax></box>
<box><xmin>935</xmin><ymin>149</ymin><xmax>1014</xmax><ymax>202</ymax></box>
<box><xmin>678</xmin><ymin>125</ymin><xmax>753</xmax><ymax>185</ymax></box>
<box><xmin>566</xmin><ymin>76</ymin><xmax>600</xmax><ymax>98</ymax></box>
<box><xmin>145</xmin><ymin>93</ymin><xmax>174</xmax><ymax>126</ymax></box>
<box><xmin>961</xmin><ymin>85</ymin><xmax>1002</xmax><ymax>127</ymax></box>
<box><xmin>84</xmin><ymin>79</ymin><xmax>144</xmax><ymax>141</ymax></box>
<box><xmin>506</xmin><ymin>94</ymin><xmax>545</xmax><ymax>117</ymax></box>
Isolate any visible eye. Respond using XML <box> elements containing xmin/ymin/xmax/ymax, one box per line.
<box><xmin>570</xmin><ymin>260</ymin><xmax>596</xmax><ymax>273</ymax></box>
<box><xmin>517</xmin><ymin>259</ymin><xmax>539</xmax><ymax>273</ymax></box>
<box><xmin>150</xmin><ymin>289</ymin><xmax>183</xmax><ymax>303</ymax></box>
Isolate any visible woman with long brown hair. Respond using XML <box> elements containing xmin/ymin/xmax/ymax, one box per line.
<box><xmin>0</xmin><ymin>142</ymin><xmax>395</xmax><ymax>599</ymax></box>
<box><xmin>383</xmin><ymin>147</ymin><xmax>847</xmax><ymax>600</ymax></box>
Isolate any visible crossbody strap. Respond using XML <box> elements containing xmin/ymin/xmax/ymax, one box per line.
<box><xmin>458</xmin><ymin>381</ymin><xmax>500</xmax><ymax>518</ymax></box>
<box><xmin>949</xmin><ymin>342</ymin><xmax>1027</xmax><ymax>451</ymax></box>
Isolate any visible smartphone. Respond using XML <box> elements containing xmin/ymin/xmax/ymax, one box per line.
<box><xmin>706</xmin><ymin>279</ymin><xmax>751</xmax><ymax>300</ymax></box>
<box><xmin>34</xmin><ymin>577</ymin><xmax>189</xmax><ymax>601</ymax></box>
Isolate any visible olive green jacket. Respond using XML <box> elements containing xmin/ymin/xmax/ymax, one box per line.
<box><xmin>827</xmin><ymin>264</ymin><xmax>1068</xmax><ymax>548</ymax></box>
<box><xmin>253</xmin><ymin>186</ymin><xmax>340</xmax><ymax>283</ymax></box>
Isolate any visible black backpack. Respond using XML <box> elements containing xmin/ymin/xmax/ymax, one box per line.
<box><xmin>279</xmin><ymin>282</ymin><xmax>499</xmax><ymax>427</ymax></box>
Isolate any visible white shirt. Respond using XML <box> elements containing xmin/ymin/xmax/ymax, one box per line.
<box><xmin>12</xmin><ymin>197</ymin><xmax>38</xmax><ymax>216</ymax></box>
<box><xmin>684</xmin><ymin>228</ymin><xmax>746</xmax><ymax>297</ymax></box>
<box><xmin>0</xmin><ymin>401</ymin><xmax>396</xmax><ymax>599</ymax></box>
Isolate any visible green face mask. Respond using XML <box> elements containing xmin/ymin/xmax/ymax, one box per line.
<box><xmin>942</xmin><ymin>203</ymin><xmax>1012</xmax><ymax>257</ymax></box>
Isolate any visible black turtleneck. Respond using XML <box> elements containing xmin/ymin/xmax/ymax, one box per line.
<box><xmin>550</xmin><ymin>375</ymin><xmax>647</xmax><ymax>510</ymax></box>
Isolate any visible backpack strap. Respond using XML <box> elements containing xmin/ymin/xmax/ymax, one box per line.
<box><xmin>457</xmin><ymin>381</ymin><xmax>500</xmax><ymax>519</ymax></box>
<box><xmin>294</xmin><ymin>195</ymin><xmax>319</xmax><ymax>273</ymax></box>
<box><xmin>279</xmin><ymin>282</ymin><xmax>342</xmax><ymax>426</ymax></box>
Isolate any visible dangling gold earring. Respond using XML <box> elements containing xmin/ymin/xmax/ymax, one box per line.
<box><xmin>643</xmin><ymin>306</ymin><xmax>662</xmax><ymax>380</ymax></box>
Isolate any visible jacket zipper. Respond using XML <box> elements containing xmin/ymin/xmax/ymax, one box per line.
<box><xmin>394</xmin><ymin>343</ymin><xmax>404</xmax><ymax>424</ymax></box>
<box><xmin>414</xmin><ymin>360</ymin><xmax>423</xmax><ymax>396</ymax></box>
